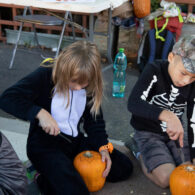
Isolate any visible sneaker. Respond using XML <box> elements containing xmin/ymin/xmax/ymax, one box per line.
<box><xmin>125</xmin><ymin>136</ymin><xmax>140</xmax><ymax>160</ymax></box>
<box><xmin>23</xmin><ymin>160</ymin><xmax>38</xmax><ymax>184</ymax></box>
<box><xmin>34</xmin><ymin>172</ymin><xmax>41</xmax><ymax>184</ymax></box>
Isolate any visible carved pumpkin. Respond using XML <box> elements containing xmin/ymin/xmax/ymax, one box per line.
<box><xmin>73</xmin><ymin>150</ymin><xmax>106</xmax><ymax>192</ymax></box>
<box><xmin>170</xmin><ymin>164</ymin><xmax>195</xmax><ymax>195</ymax></box>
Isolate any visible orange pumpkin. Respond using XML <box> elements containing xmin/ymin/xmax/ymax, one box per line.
<box><xmin>133</xmin><ymin>0</ymin><xmax>151</xmax><ymax>18</ymax></box>
<box><xmin>73</xmin><ymin>150</ymin><xmax>106</xmax><ymax>192</ymax></box>
<box><xmin>170</xmin><ymin>164</ymin><xmax>195</xmax><ymax>195</ymax></box>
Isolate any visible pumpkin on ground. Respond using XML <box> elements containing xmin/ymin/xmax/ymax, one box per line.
<box><xmin>170</xmin><ymin>164</ymin><xmax>195</xmax><ymax>195</ymax></box>
<box><xmin>73</xmin><ymin>150</ymin><xmax>106</xmax><ymax>192</ymax></box>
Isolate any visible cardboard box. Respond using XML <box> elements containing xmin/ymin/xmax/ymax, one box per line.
<box><xmin>98</xmin><ymin>1</ymin><xmax>133</xmax><ymax>22</ymax></box>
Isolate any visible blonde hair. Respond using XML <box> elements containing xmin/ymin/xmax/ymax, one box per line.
<box><xmin>52</xmin><ymin>40</ymin><xmax>103</xmax><ymax>116</ymax></box>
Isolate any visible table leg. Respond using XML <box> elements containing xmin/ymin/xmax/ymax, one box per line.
<box><xmin>29</xmin><ymin>7</ymin><xmax>41</xmax><ymax>49</ymax></box>
<box><xmin>112</xmin><ymin>25</ymin><xmax>119</xmax><ymax>59</ymax></box>
<box><xmin>55</xmin><ymin>11</ymin><xmax>69</xmax><ymax>58</ymax></box>
<box><xmin>9</xmin><ymin>6</ymin><xmax>28</xmax><ymax>69</ymax></box>
<box><xmin>107</xmin><ymin>8</ymin><xmax>113</xmax><ymax>64</ymax></box>
<box><xmin>68</xmin><ymin>12</ymin><xmax>76</xmax><ymax>41</ymax></box>
<box><xmin>89</xmin><ymin>14</ymin><xmax>94</xmax><ymax>42</ymax></box>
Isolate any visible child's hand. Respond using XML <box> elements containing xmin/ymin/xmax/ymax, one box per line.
<box><xmin>36</xmin><ymin>108</ymin><xmax>60</xmax><ymax>136</ymax></box>
<box><xmin>159</xmin><ymin>110</ymin><xmax>184</xmax><ymax>147</ymax></box>
<box><xmin>100</xmin><ymin>150</ymin><xmax>112</xmax><ymax>178</ymax></box>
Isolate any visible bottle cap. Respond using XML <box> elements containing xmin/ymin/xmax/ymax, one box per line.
<box><xmin>119</xmin><ymin>48</ymin><xmax>124</xmax><ymax>53</ymax></box>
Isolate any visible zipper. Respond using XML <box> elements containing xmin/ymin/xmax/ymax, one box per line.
<box><xmin>68</xmin><ymin>90</ymin><xmax>74</xmax><ymax>136</ymax></box>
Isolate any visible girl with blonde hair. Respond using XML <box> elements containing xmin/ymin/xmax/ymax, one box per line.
<box><xmin>0</xmin><ymin>40</ymin><xmax>133</xmax><ymax>194</ymax></box>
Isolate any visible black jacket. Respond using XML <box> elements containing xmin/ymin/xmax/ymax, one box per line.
<box><xmin>128</xmin><ymin>60</ymin><xmax>195</xmax><ymax>159</ymax></box>
<box><xmin>0</xmin><ymin>66</ymin><xmax>108</xmax><ymax>151</ymax></box>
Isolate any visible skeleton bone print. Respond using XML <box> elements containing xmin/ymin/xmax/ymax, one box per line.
<box><xmin>191</xmin><ymin>98</ymin><xmax>195</xmax><ymax>148</ymax></box>
<box><xmin>141</xmin><ymin>75</ymin><xmax>186</xmax><ymax>132</ymax></box>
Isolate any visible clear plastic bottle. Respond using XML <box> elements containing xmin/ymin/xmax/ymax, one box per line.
<box><xmin>112</xmin><ymin>48</ymin><xmax>127</xmax><ymax>98</ymax></box>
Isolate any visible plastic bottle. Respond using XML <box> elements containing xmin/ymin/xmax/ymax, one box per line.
<box><xmin>112</xmin><ymin>48</ymin><xmax>127</xmax><ymax>98</ymax></box>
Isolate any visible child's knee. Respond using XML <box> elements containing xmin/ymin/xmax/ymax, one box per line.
<box><xmin>142</xmin><ymin>161</ymin><xmax>175</xmax><ymax>189</ymax></box>
<box><xmin>154</xmin><ymin>171</ymin><xmax>171</xmax><ymax>188</ymax></box>
<box><xmin>154</xmin><ymin>163</ymin><xmax>175</xmax><ymax>188</ymax></box>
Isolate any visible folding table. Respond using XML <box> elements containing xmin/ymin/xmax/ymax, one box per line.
<box><xmin>0</xmin><ymin>0</ymin><xmax>128</xmax><ymax>65</ymax></box>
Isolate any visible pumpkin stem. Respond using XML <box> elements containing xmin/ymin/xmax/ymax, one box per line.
<box><xmin>185</xmin><ymin>166</ymin><xmax>195</xmax><ymax>172</ymax></box>
<box><xmin>84</xmin><ymin>151</ymin><xmax>93</xmax><ymax>158</ymax></box>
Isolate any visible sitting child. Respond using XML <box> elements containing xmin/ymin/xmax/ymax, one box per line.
<box><xmin>0</xmin><ymin>40</ymin><xmax>133</xmax><ymax>194</ymax></box>
<box><xmin>128</xmin><ymin>35</ymin><xmax>195</xmax><ymax>188</ymax></box>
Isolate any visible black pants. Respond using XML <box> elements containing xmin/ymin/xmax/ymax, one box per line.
<box><xmin>27</xmin><ymin>132</ymin><xmax>133</xmax><ymax>195</ymax></box>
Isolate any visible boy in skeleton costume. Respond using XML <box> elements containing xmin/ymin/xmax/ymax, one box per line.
<box><xmin>128</xmin><ymin>35</ymin><xmax>195</xmax><ymax>188</ymax></box>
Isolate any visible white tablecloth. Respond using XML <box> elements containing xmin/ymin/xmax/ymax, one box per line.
<box><xmin>0</xmin><ymin>0</ymin><xmax>128</xmax><ymax>13</ymax></box>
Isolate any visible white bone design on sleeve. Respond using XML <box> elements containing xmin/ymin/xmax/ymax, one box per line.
<box><xmin>141</xmin><ymin>75</ymin><xmax>157</xmax><ymax>101</ymax></box>
<box><xmin>191</xmin><ymin>98</ymin><xmax>195</xmax><ymax>148</ymax></box>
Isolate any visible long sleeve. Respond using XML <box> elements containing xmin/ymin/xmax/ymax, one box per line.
<box><xmin>128</xmin><ymin>63</ymin><xmax>163</xmax><ymax>121</ymax></box>
<box><xmin>82</xmin><ymin>102</ymin><xmax>108</xmax><ymax>151</ymax></box>
<box><xmin>0</xmin><ymin>67</ymin><xmax>48</xmax><ymax>122</ymax></box>
<box><xmin>187</xmin><ymin>87</ymin><xmax>195</xmax><ymax>160</ymax></box>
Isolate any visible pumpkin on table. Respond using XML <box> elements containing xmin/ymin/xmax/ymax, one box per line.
<box><xmin>133</xmin><ymin>0</ymin><xmax>151</xmax><ymax>18</ymax></box>
<box><xmin>170</xmin><ymin>164</ymin><xmax>195</xmax><ymax>195</ymax></box>
<box><xmin>73</xmin><ymin>150</ymin><xmax>106</xmax><ymax>192</ymax></box>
